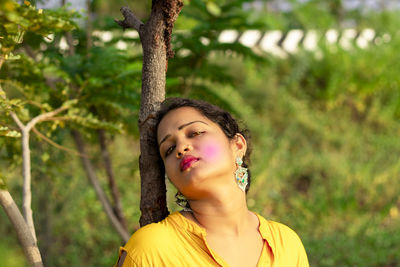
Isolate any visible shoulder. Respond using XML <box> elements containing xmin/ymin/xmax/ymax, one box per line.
<box><xmin>119</xmin><ymin>213</ymin><xmax>184</xmax><ymax>266</ymax></box>
<box><xmin>268</xmin><ymin>220</ymin><xmax>303</xmax><ymax>244</ymax></box>
<box><xmin>257</xmin><ymin>214</ymin><xmax>302</xmax><ymax>243</ymax></box>
<box><xmin>257</xmin><ymin>214</ymin><xmax>309</xmax><ymax>266</ymax></box>
<box><xmin>124</xmin><ymin>218</ymin><xmax>176</xmax><ymax>253</ymax></box>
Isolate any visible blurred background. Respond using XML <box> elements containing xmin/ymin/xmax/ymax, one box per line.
<box><xmin>1</xmin><ymin>0</ymin><xmax>400</xmax><ymax>266</ymax></box>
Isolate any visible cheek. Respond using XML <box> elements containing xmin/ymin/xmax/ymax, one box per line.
<box><xmin>200</xmin><ymin>141</ymin><xmax>223</xmax><ymax>161</ymax></box>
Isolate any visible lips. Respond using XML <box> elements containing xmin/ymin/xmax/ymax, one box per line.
<box><xmin>180</xmin><ymin>155</ymin><xmax>199</xmax><ymax>172</ymax></box>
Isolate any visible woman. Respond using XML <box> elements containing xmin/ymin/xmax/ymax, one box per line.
<box><xmin>116</xmin><ymin>98</ymin><xmax>309</xmax><ymax>267</ymax></box>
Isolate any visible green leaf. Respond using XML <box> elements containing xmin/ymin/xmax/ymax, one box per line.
<box><xmin>0</xmin><ymin>126</ymin><xmax>21</xmax><ymax>138</ymax></box>
<box><xmin>206</xmin><ymin>1</ymin><xmax>221</xmax><ymax>17</ymax></box>
<box><xmin>0</xmin><ymin>174</ymin><xmax>6</xmax><ymax>190</ymax></box>
<box><xmin>41</xmin><ymin>152</ymin><xmax>50</xmax><ymax>162</ymax></box>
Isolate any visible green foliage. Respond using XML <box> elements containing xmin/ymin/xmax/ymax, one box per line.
<box><xmin>289</xmin><ymin>0</ymin><xmax>339</xmax><ymax>29</ymax></box>
<box><xmin>169</xmin><ymin>3</ymin><xmax>400</xmax><ymax>266</ymax></box>
<box><xmin>227</xmin><ymin>29</ymin><xmax>400</xmax><ymax>267</ymax></box>
<box><xmin>0</xmin><ymin>242</ymin><xmax>24</xmax><ymax>266</ymax></box>
<box><xmin>0</xmin><ymin>172</ymin><xmax>6</xmax><ymax>189</ymax></box>
<box><xmin>1</xmin><ymin>1</ymin><xmax>141</xmax><ymax>265</ymax></box>
<box><xmin>0</xmin><ymin>92</ymin><xmax>24</xmax><ymax>114</ymax></box>
<box><xmin>0</xmin><ymin>126</ymin><xmax>21</xmax><ymax>137</ymax></box>
<box><xmin>168</xmin><ymin>0</ymin><xmax>267</xmax><ymax>114</ymax></box>
<box><xmin>0</xmin><ymin>0</ymin><xmax>77</xmax><ymax>55</ymax></box>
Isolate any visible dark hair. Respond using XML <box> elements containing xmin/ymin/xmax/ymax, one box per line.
<box><xmin>155</xmin><ymin>98</ymin><xmax>252</xmax><ymax>194</ymax></box>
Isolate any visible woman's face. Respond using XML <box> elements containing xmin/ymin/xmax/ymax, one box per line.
<box><xmin>157</xmin><ymin>107</ymin><xmax>246</xmax><ymax>198</ymax></box>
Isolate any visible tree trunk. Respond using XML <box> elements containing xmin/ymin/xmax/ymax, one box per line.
<box><xmin>71</xmin><ymin>130</ymin><xmax>130</xmax><ymax>242</ymax></box>
<box><xmin>116</xmin><ymin>0</ymin><xmax>183</xmax><ymax>226</ymax></box>
<box><xmin>0</xmin><ymin>190</ymin><xmax>43</xmax><ymax>267</ymax></box>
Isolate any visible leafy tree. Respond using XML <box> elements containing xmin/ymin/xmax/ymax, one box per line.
<box><xmin>0</xmin><ymin>0</ymin><xmax>77</xmax><ymax>265</ymax></box>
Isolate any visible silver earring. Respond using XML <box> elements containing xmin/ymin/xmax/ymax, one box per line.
<box><xmin>235</xmin><ymin>157</ymin><xmax>248</xmax><ymax>192</ymax></box>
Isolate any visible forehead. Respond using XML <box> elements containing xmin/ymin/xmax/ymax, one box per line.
<box><xmin>157</xmin><ymin>107</ymin><xmax>212</xmax><ymax>140</ymax></box>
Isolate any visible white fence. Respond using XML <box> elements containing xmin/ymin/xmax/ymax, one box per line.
<box><xmin>54</xmin><ymin>28</ymin><xmax>392</xmax><ymax>58</ymax></box>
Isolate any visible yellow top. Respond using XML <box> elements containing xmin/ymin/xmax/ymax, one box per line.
<box><xmin>115</xmin><ymin>211</ymin><xmax>309</xmax><ymax>267</ymax></box>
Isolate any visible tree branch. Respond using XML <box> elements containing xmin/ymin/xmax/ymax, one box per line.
<box><xmin>0</xmin><ymin>190</ymin><xmax>43</xmax><ymax>267</ymax></box>
<box><xmin>33</xmin><ymin>127</ymin><xmax>87</xmax><ymax>158</ymax></box>
<box><xmin>10</xmin><ymin>111</ymin><xmax>25</xmax><ymax>129</ymax></box>
<box><xmin>71</xmin><ymin>130</ymin><xmax>130</xmax><ymax>242</ymax></box>
<box><xmin>98</xmin><ymin>129</ymin><xmax>128</xmax><ymax>231</ymax></box>
<box><xmin>25</xmin><ymin>105</ymin><xmax>69</xmax><ymax>132</ymax></box>
<box><xmin>115</xmin><ymin>7</ymin><xmax>144</xmax><ymax>32</ymax></box>
<box><xmin>0</xmin><ymin>83</ymin><xmax>37</xmax><ymax>241</ymax></box>
<box><xmin>20</xmin><ymin>128</ymin><xmax>37</xmax><ymax>242</ymax></box>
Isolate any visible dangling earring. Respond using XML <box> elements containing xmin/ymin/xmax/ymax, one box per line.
<box><xmin>235</xmin><ymin>157</ymin><xmax>248</xmax><ymax>192</ymax></box>
<box><xmin>175</xmin><ymin>191</ymin><xmax>192</xmax><ymax>211</ymax></box>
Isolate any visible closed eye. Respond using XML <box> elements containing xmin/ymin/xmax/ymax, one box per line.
<box><xmin>189</xmin><ymin>131</ymin><xmax>205</xmax><ymax>137</ymax></box>
<box><xmin>164</xmin><ymin>131</ymin><xmax>205</xmax><ymax>157</ymax></box>
<box><xmin>165</xmin><ymin>145</ymin><xmax>175</xmax><ymax>157</ymax></box>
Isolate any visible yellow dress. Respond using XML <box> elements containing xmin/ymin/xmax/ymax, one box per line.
<box><xmin>115</xmin><ymin>211</ymin><xmax>309</xmax><ymax>267</ymax></box>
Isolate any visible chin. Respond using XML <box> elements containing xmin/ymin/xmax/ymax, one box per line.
<box><xmin>184</xmin><ymin>168</ymin><xmax>225</xmax><ymax>189</ymax></box>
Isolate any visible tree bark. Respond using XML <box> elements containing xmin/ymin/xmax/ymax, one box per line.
<box><xmin>0</xmin><ymin>190</ymin><xmax>43</xmax><ymax>267</ymax></box>
<box><xmin>116</xmin><ymin>0</ymin><xmax>183</xmax><ymax>226</ymax></box>
<box><xmin>98</xmin><ymin>129</ymin><xmax>128</xmax><ymax>230</ymax></box>
<box><xmin>21</xmin><ymin>128</ymin><xmax>37</xmax><ymax>242</ymax></box>
<box><xmin>71</xmin><ymin>130</ymin><xmax>130</xmax><ymax>242</ymax></box>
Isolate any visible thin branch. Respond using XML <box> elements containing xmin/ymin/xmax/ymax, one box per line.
<box><xmin>26</xmin><ymin>100</ymin><xmax>47</xmax><ymax>110</ymax></box>
<box><xmin>98</xmin><ymin>129</ymin><xmax>128</xmax><ymax>231</ymax></box>
<box><xmin>71</xmin><ymin>130</ymin><xmax>130</xmax><ymax>242</ymax></box>
<box><xmin>38</xmin><ymin>116</ymin><xmax>71</xmax><ymax>122</ymax></box>
<box><xmin>10</xmin><ymin>112</ymin><xmax>25</xmax><ymax>130</ymax></box>
<box><xmin>115</xmin><ymin>7</ymin><xmax>144</xmax><ymax>32</ymax></box>
<box><xmin>25</xmin><ymin>105</ymin><xmax>69</xmax><ymax>132</ymax></box>
<box><xmin>32</xmin><ymin>127</ymin><xmax>88</xmax><ymax>158</ymax></box>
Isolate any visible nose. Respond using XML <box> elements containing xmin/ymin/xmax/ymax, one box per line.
<box><xmin>176</xmin><ymin>143</ymin><xmax>191</xmax><ymax>158</ymax></box>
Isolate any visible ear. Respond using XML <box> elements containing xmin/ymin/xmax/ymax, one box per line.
<box><xmin>231</xmin><ymin>133</ymin><xmax>247</xmax><ymax>158</ymax></box>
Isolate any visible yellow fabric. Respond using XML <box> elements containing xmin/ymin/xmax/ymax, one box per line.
<box><xmin>115</xmin><ymin>211</ymin><xmax>309</xmax><ymax>267</ymax></box>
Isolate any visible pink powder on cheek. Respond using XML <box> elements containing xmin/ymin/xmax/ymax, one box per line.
<box><xmin>201</xmin><ymin>142</ymin><xmax>222</xmax><ymax>160</ymax></box>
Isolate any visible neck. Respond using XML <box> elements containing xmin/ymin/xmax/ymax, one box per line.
<box><xmin>186</xmin><ymin>186</ymin><xmax>253</xmax><ymax>237</ymax></box>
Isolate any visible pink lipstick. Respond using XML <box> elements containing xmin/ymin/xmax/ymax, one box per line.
<box><xmin>180</xmin><ymin>155</ymin><xmax>199</xmax><ymax>171</ymax></box>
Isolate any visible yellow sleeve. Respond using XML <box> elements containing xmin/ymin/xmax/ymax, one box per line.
<box><xmin>114</xmin><ymin>222</ymin><xmax>177</xmax><ymax>266</ymax></box>
<box><xmin>295</xmin><ymin>235</ymin><xmax>309</xmax><ymax>267</ymax></box>
<box><xmin>269</xmin><ymin>221</ymin><xmax>310</xmax><ymax>267</ymax></box>
<box><xmin>285</xmin><ymin>225</ymin><xmax>309</xmax><ymax>267</ymax></box>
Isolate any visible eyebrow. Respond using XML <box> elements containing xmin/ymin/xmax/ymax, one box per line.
<box><xmin>158</xmin><ymin>120</ymin><xmax>208</xmax><ymax>147</ymax></box>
